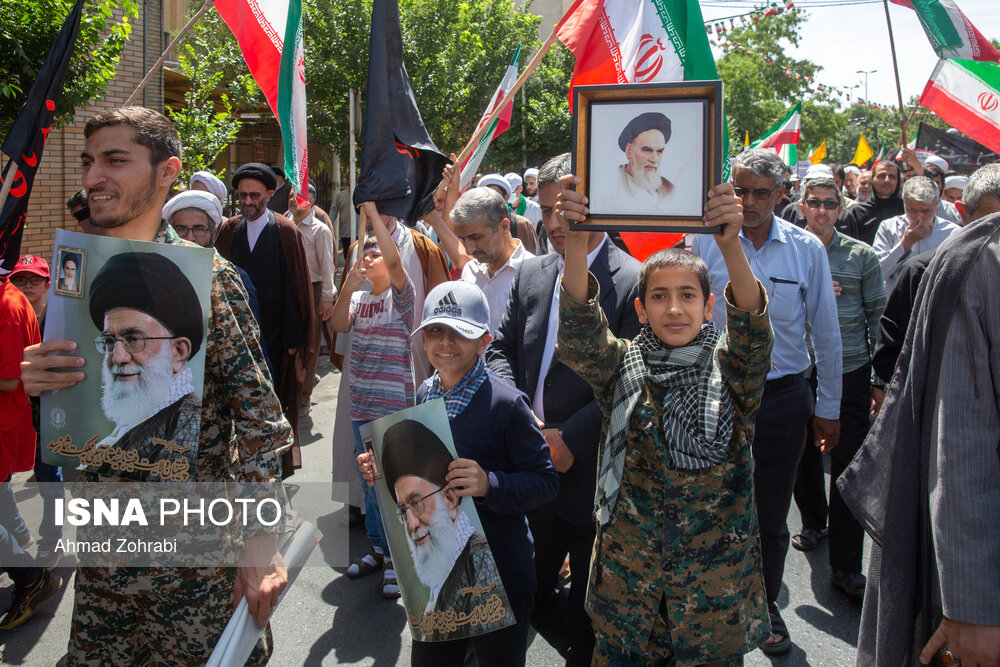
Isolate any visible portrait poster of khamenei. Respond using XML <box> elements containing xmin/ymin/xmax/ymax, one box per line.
<box><xmin>41</xmin><ymin>229</ymin><xmax>213</xmax><ymax>483</ymax></box>
<box><xmin>360</xmin><ymin>400</ymin><xmax>515</xmax><ymax>642</ymax></box>
<box><xmin>587</xmin><ymin>100</ymin><xmax>705</xmax><ymax>218</ymax></box>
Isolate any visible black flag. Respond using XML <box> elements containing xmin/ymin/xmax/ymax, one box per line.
<box><xmin>0</xmin><ymin>0</ymin><xmax>85</xmax><ymax>274</ymax></box>
<box><xmin>354</xmin><ymin>0</ymin><xmax>449</xmax><ymax>226</ymax></box>
<box><xmin>915</xmin><ymin>122</ymin><xmax>1000</xmax><ymax>174</ymax></box>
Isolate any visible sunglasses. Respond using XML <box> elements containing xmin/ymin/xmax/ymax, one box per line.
<box><xmin>804</xmin><ymin>199</ymin><xmax>840</xmax><ymax>211</ymax></box>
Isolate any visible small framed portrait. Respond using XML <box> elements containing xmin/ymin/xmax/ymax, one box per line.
<box><xmin>53</xmin><ymin>246</ymin><xmax>86</xmax><ymax>298</ymax></box>
<box><xmin>571</xmin><ymin>80</ymin><xmax>724</xmax><ymax>233</ymax></box>
<box><xmin>363</xmin><ymin>436</ymin><xmax>382</xmax><ymax>480</ymax></box>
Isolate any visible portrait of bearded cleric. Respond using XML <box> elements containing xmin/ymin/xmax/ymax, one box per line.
<box><xmin>368</xmin><ymin>412</ymin><xmax>514</xmax><ymax>642</ymax></box>
<box><xmin>85</xmin><ymin>251</ymin><xmax>204</xmax><ymax>481</ymax></box>
<box><xmin>587</xmin><ymin>100</ymin><xmax>705</xmax><ymax>219</ymax></box>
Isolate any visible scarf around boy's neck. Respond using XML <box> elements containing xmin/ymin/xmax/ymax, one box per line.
<box><xmin>594</xmin><ymin>322</ymin><xmax>735</xmax><ymax>526</ymax></box>
<box><xmin>425</xmin><ymin>356</ymin><xmax>488</xmax><ymax>420</ymax></box>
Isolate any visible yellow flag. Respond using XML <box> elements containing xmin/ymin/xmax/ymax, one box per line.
<box><xmin>744</xmin><ymin>130</ymin><xmax>750</xmax><ymax>148</ymax></box>
<box><xmin>852</xmin><ymin>135</ymin><xmax>874</xmax><ymax>165</ymax></box>
<box><xmin>808</xmin><ymin>140</ymin><xmax>827</xmax><ymax>164</ymax></box>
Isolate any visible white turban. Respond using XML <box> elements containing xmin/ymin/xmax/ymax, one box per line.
<box><xmin>478</xmin><ymin>173</ymin><xmax>512</xmax><ymax>197</ymax></box>
<box><xmin>944</xmin><ymin>175</ymin><xmax>968</xmax><ymax>191</ymax></box>
<box><xmin>162</xmin><ymin>190</ymin><xmax>223</xmax><ymax>228</ymax></box>
<box><xmin>504</xmin><ymin>172</ymin><xmax>523</xmax><ymax>190</ymax></box>
<box><xmin>923</xmin><ymin>155</ymin><xmax>948</xmax><ymax>171</ymax></box>
<box><xmin>523</xmin><ymin>168</ymin><xmax>539</xmax><ymax>180</ymax></box>
<box><xmin>189</xmin><ymin>171</ymin><xmax>227</xmax><ymax>203</ymax></box>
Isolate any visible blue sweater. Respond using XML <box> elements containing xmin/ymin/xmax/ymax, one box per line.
<box><xmin>417</xmin><ymin>369</ymin><xmax>558</xmax><ymax>596</ymax></box>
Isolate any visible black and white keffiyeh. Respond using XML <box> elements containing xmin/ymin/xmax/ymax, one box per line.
<box><xmin>594</xmin><ymin>322</ymin><xmax>734</xmax><ymax>525</ymax></box>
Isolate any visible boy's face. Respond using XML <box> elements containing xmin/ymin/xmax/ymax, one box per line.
<box><xmin>362</xmin><ymin>249</ymin><xmax>388</xmax><ymax>289</ymax></box>
<box><xmin>635</xmin><ymin>265</ymin><xmax>714</xmax><ymax>348</ymax></box>
<box><xmin>422</xmin><ymin>324</ymin><xmax>490</xmax><ymax>380</ymax></box>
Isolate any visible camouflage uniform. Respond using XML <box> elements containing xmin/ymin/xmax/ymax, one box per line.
<box><xmin>67</xmin><ymin>225</ymin><xmax>292</xmax><ymax>666</ymax></box>
<box><xmin>557</xmin><ymin>274</ymin><xmax>772</xmax><ymax>666</ymax></box>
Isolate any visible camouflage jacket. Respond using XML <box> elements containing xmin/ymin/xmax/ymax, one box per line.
<box><xmin>557</xmin><ymin>274</ymin><xmax>773</xmax><ymax>665</ymax></box>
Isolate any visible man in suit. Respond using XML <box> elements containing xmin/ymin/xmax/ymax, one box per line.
<box><xmin>486</xmin><ymin>152</ymin><xmax>642</xmax><ymax>666</ymax></box>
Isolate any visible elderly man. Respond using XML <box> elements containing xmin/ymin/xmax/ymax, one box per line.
<box><xmin>56</xmin><ymin>254</ymin><xmax>79</xmax><ymax>293</ymax></box>
<box><xmin>839</xmin><ymin>162</ymin><xmax>1000</xmax><ymax>667</ymax></box>
<box><xmin>873</xmin><ymin>175</ymin><xmax>960</xmax><ymax>293</ymax></box>
<box><xmin>857</xmin><ymin>169</ymin><xmax>873</xmax><ymax>204</ymax></box>
<box><xmin>487</xmin><ymin>152</ymin><xmax>641</xmax><ymax>665</ymax></box>
<box><xmin>20</xmin><ymin>106</ymin><xmax>290</xmax><ymax>664</ymax></box>
<box><xmin>454</xmin><ymin>188</ymin><xmax>533</xmax><ymax>335</ymax></box>
<box><xmin>381</xmin><ymin>419</ymin><xmax>510</xmax><ymax>640</ymax></box>
<box><xmin>854</xmin><ymin>160</ymin><xmax>905</xmax><ymax>246</ymax></box>
<box><xmin>791</xmin><ymin>177</ymin><xmax>886</xmax><ymax>598</ymax></box>
<box><xmin>215</xmin><ymin>162</ymin><xmax>315</xmax><ymax>475</ymax></box>
<box><xmin>690</xmin><ymin>148</ymin><xmax>842</xmax><ymax>654</ymax></box>
<box><xmin>87</xmin><ymin>252</ymin><xmax>204</xmax><ymax>481</ymax></box>
<box><xmin>613</xmin><ymin>111</ymin><xmax>674</xmax><ymax>208</ymax></box>
<box><xmin>287</xmin><ymin>182</ymin><xmax>337</xmax><ymax>414</ymax></box>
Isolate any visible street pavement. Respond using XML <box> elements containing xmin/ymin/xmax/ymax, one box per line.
<box><xmin>1</xmin><ymin>357</ymin><xmax>866</xmax><ymax>666</ymax></box>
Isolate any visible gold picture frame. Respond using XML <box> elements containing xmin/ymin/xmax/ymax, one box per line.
<box><xmin>52</xmin><ymin>245</ymin><xmax>86</xmax><ymax>298</ymax></box>
<box><xmin>571</xmin><ymin>80</ymin><xmax>724</xmax><ymax>234</ymax></box>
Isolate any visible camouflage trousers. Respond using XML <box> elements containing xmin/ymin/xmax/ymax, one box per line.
<box><xmin>66</xmin><ymin>566</ymin><xmax>272</xmax><ymax>666</ymax></box>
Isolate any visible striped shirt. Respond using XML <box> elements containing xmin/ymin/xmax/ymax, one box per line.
<box><xmin>824</xmin><ymin>231</ymin><xmax>887</xmax><ymax>373</ymax></box>
<box><xmin>348</xmin><ymin>277</ymin><xmax>416</xmax><ymax>420</ymax></box>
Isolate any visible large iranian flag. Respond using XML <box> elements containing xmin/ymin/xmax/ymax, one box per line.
<box><xmin>890</xmin><ymin>0</ymin><xmax>999</xmax><ymax>62</ymax></box>
<box><xmin>919</xmin><ymin>59</ymin><xmax>1000</xmax><ymax>154</ymax></box>
<box><xmin>751</xmin><ymin>102</ymin><xmax>801</xmax><ymax>167</ymax></box>
<box><xmin>556</xmin><ymin>0</ymin><xmax>720</xmax><ymax>259</ymax></box>
<box><xmin>215</xmin><ymin>0</ymin><xmax>308</xmax><ymax>198</ymax></box>
<box><xmin>460</xmin><ymin>45</ymin><xmax>520</xmax><ymax>189</ymax></box>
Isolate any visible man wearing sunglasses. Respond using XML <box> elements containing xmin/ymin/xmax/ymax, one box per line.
<box><xmin>792</xmin><ymin>177</ymin><xmax>886</xmax><ymax>599</ymax></box>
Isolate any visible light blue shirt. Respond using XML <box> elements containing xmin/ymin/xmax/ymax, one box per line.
<box><xmin>691</xmin><ymin>215</ymin><xmax>843</xmax><ymax>419</ymax></box>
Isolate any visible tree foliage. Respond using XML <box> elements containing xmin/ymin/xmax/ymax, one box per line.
<box><xmin>0</xmin><ymin>0</ymin><xmax>139</xmax><ymax>136</ymax></box>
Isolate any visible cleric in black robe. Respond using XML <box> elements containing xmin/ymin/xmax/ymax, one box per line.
<box><xmin>214</xmin><ymin>162</ymin><xmax>315</xmax><ymax>476</ymax></box>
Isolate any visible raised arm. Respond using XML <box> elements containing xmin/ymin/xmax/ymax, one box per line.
<box><xmin>704</xmin><ymin>183</ymin><xmax>764</xmax><ymax>313</ymax></box>
<box><xmin>362</xmin><ymin>201</ymin><xmax>406</xmax><ymax>292</ymax></box>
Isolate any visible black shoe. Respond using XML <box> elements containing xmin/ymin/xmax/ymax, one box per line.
<box><xmin>791</xmin><ymin>527</ymin><xmax>828</xmax><ymax>552</ymax></box>
<box><xmin>0</xmin><ymin>569</ymin><xmax>60</xmax><ymax>630</ymax></box>
<box><xmin>348</xmin><ymin>505</ymin><xmax>364</xmax><ymax>528</ymax></box>
<box><xmin>831</xmin><ymin>568</ymin><xmax>866</xmax><ymax>598</ymax></box>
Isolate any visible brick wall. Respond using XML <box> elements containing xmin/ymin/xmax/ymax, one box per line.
<box><xmin>22</xmin><ymin>0</ymin><xmax>164</xmax><ymax>259</ymax></box>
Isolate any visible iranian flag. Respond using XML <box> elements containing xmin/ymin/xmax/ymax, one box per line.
<box><xmin>215</xmin><ymin>0</ymin><xmax>309</xmax><ymax>199</ymax></box>
<box><xmin>889</xmin><ymin>0</ymin><xmax>999</xmax><ymax>62</ymax></box>
<box><xmin>556</xmin><ymin>0</ymin><xmax>720</xmax><ymax>259</ymax></box>
<box><xmin>919</xmin><ymin>58</ymin><xmax>1000</xmax><ymax>154</ymax></box>
<box><xmin>751</xmin><ymin>102</ymin><xmax>801</xmax><ymax>167</ymax></box>
<box><xmin>459</xmin><ymin>45</ymin><xmax>520</xmax><ymax>189</ymax></box>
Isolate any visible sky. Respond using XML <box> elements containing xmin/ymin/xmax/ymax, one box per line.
<box><xmin>700</xmin><ymin>0</ymin><xmax>1000</xmax><ymax>109</ymax></box>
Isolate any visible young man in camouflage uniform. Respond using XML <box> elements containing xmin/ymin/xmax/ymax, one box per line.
<box><xmin>556</xmin><ymin>175</ymin><xmax>773</xmax><ymax>665</ymax></box>
<box><xmin>20</xmin><ymin>107</ymin><xmax>291</xmax><ymax>665</ymax></box>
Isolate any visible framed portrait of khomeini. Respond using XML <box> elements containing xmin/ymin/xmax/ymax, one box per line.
<box><xmin>53</xmin><ymin>246</ymin><xmax>86</xmax><ymax>298</ymax></box>
<box><xmin>571</xmin><ymin>80</ymin><xmax>724</xmax><ymax>233</ymax></box>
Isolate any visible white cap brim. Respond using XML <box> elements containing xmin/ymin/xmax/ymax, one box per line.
<box><xmin>413</xmin><ymin>316</ymin><xmax>488</xmax><ymax>340</ymax></box>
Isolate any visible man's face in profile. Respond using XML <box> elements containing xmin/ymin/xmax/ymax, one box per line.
<box><xmin>625</xmin><ymin>129</ymin><xmax>666</xmax><ymax>188</ymax></box>
<box><xmin>395</xmin><ymin>474</ymin><xmax>460</xmax><ymax>589</ymax></box>
<box><xmin>99</xmin><ymin>308</ymin><xmax>190</xmax><ymax>426</ymax></box>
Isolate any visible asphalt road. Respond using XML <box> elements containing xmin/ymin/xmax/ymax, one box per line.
<box><xmin>1</xmin><ymin>357</ymin><xmax>866</xmax><ymax>666</ymax></box>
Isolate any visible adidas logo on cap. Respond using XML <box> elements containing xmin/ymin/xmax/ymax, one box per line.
<box><xmin>433</xmin><ymin>291</ymin><xmax>462</xmax><ymax>317</ymax></box>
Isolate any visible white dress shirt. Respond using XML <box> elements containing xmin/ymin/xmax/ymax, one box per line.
<box><xmin>873</xmin><ymin>214</ymin><xmax>959</xmax><ymax>293</ymax></box>
<box><xmin>460</xmin><ymin>240</ymin><xmax>534</xmax><ymax>335</ymax></box>
<box><xmin>296</xmin><ymin>208</ymin><xmax>337</xmax><ymax>301</ymax></box>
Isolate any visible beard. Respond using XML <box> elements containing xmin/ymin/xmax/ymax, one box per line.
<box><xmin>101</xmin><ymin>343</ymin><xmax>176</xmax><ymax>427</ymax></box>
<box><xmin>89</xmin><ymin>172</ymin><xmax>160</xmax><ymax>230</ymax></box>
<box><xmin>406</xmin><ymin>500</ymin><xmax>460</xmax><ymax>591</ymax></box>
<box><xmin>627</xmin><ymin>162</ymin><xmax>662</xmax><ymax>191</ymax></box>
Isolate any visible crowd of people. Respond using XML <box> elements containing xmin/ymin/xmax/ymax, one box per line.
<box><xmin>1</xmin><ymin>104</ymin><xmax>998</xmax><ymax>666</ymax></box>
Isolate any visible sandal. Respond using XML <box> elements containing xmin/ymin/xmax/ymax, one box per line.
<box><xmin>761</xmin><ymin>602</ymin><xmax>791</xmax><ymax>655</ymax></box>
<box><xmin>346</xmin><ymin>548</ymin><xmax>384</xmax><ymax>578</ymax></box>
<box><xmin>381</xmin><ymin>561</ymin><xmax>401</xmax><ymax>599</ymax></box>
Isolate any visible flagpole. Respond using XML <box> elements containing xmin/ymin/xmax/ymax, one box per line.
<box><xmin>124</xmin><ymin>0</ymin><xmax>214</xmax><ymax>106</ymax></box>
<box><xmin>881</xmin><ymin>0</ymin><xmax>908</xmax><ymax>142</ymax></box>
<box><xmin>454</xmin><ymin>28</ymin><xmax>560</xmax><ymax>166</ymax></box>
<box><xmin>0</xmin><ymin>159</ymin><xmax>20</xmax><ymax>215</ymax></box>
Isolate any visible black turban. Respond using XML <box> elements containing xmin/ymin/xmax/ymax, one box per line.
<box><xmin>89</xmin><ymin>252</ymin><xmax>204</xmax><ymax>358</ymax></box>
<box><xmin>231</xmin><ymin>162</ymin><xmax>277</xmax><ymax>191</ymax></box>
<box><xmin>618</xmin><ymin>112</ymin><xmax>672</xmax><ymax>151</ymax></box>
<box><xmin>381</xmin><ymin>420</ymin><xmax>454</xmax><ymax>502</ymax></box>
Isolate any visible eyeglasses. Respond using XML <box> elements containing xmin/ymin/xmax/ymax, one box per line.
<box><xmin>733</xmin><ymin>186</ymin><xmax>779</xmax><ymax>201</ymax></box>
<box><xmin>10</xmin><ymin>276</ymin><xmax>47</xmax><ymax>287</ymax></box>
<box><xmin>94</xmin><ymin>333</ymin><xmax>178</xmax><ymax>355</ymax></box>
<box><xmin>395</xmin><ymin>487</ymin><xmax>444</xmax><ymax>524</ymax></box>
<box><xmin>804</xmin><ymin>199</ymin><xmax>840</xmax><ymax>211</ymax></box>
<box><xmin>173</xmin><ymin>224</ymin><xmax>212</xmax><ymax>239</ymax></box>
<box><xmin>235</xmin><ymin>191</ymin><xmax>264</xmax><ymax>201</ymax></box>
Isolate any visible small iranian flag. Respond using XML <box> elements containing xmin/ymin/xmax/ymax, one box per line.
<box><xmin>215</xmin><ymin>0</ymin><xmax>309</xmax><ymax>199</ymax></box>
<box><xmin>919</xmin><ymin>58</ymin><xmax>1000</xmax><ymax>154</ymax></box>
<box><xmin>460</xmin><ymin>45</ymin><xmax>520</xmax><ymax>189</ymax></box>
<box><xmin>751</xmin><ymin>102</ymin><xmax>801</xmax><ymax>167</ymax></box>
<box><xmin>890</xmin><ymin>0</ymin><xmax>999</xmax><ymax>62</ymax></box>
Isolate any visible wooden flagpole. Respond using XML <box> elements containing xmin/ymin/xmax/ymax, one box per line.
<box><xmin>881</xmin><ymin>0</ymin><xmax>909</xmax><ymax>143</ymax></box>
<box><xmin>125</xmin><ymin>0</ymin><xmax>214</xmax><ymax>106</ymax></box>
<box><xmin>0</xmin><ymin>159</ymin><xmax>20</xmax><ymax>217</ymax></box>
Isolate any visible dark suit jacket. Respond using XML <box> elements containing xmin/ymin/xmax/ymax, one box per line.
<box><xmin>486</xmin><ymin>239</ymin><xmax>642</xmax><ymax>526</ymax></box>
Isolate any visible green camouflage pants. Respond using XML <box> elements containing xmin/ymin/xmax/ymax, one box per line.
<box><xmin>66</xmin><ymin>566</ymin><xmax>272</xmax><ymax>666</ymax></box>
